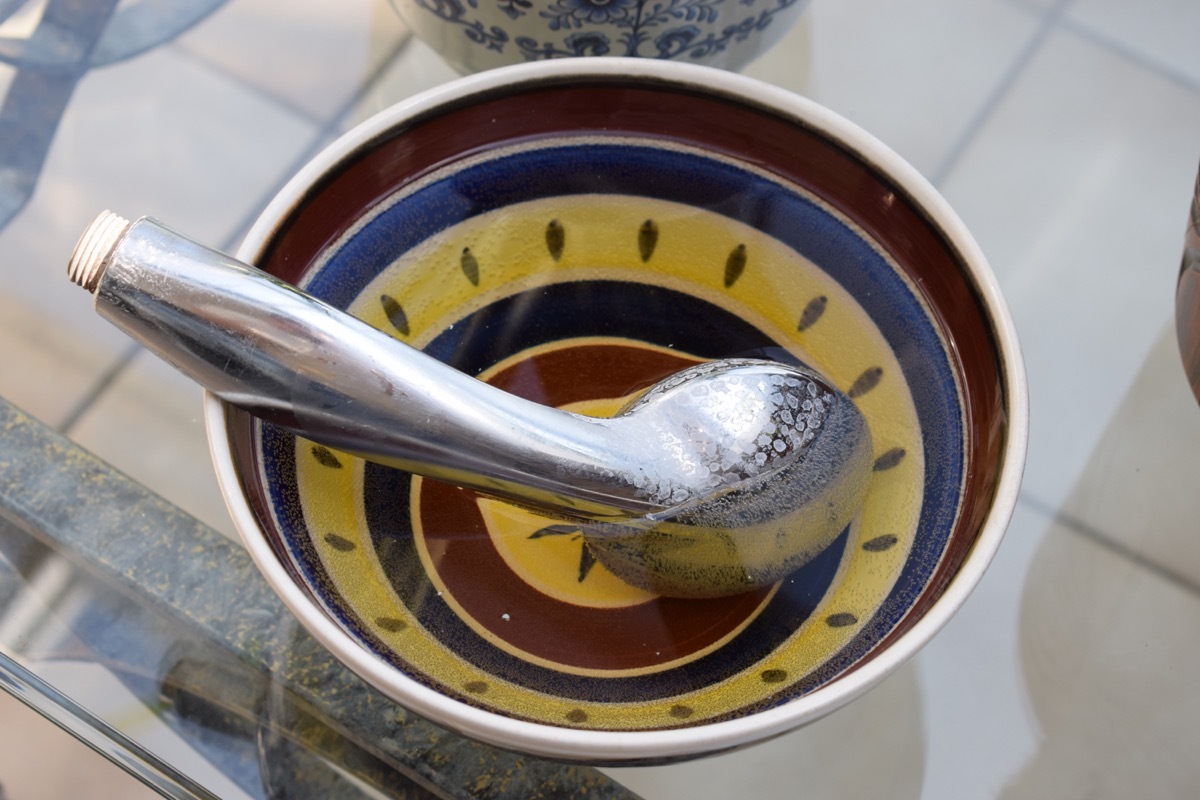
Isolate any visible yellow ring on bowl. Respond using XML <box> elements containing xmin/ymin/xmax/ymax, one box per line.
<box><xmin>286</xmin><ymin>194</ymin><xmax>925</xmax><ymax>730</ymax></box>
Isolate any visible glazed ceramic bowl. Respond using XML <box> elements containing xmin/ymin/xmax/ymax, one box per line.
<box><xmin>205</xmin><ymin>58</ymin><xmax>1027</xmax><ymax>764</ymax></box>
<box><xmin>385</xmin><ymin>0</ymin><xmax>811</xmax><ymax>74</ymax></box>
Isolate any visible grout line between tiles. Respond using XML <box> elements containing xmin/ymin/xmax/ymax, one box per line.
<box><xmin>1056</xmin><ymin>15</ymin><xmax>1200</xmax><ymax>96</ymax></box>
<box><xmin>928</xmin><ymin>0</ymin><xmax>1071</xmax><ymax>188</ymax></box>
<box><xmin>1018</xmin><ymin>493</ymin><xmax>1200</xmax><ymax>600</ymax></box>
<box><xmin>218</xmin><ymin>32</ymin><xmax>414</xmax><ymax>257</ymax></box>
<box><xmin>54</xmin><ymin>34</ymin><xmax>417</xmax><ymax>449</ymax></box>
<box><xmin>165</xmin><ymin>41</ymin><xmax>328</xmax><ymax>128</ymax></box>
<box><xmin>58</xmin><ymin>342</ymin><xmax>141</xmax><ymax>436</ymax></box>
<box><xmin>170</xmin><ymin>22</ymin><xmax>416</xmax><ymax>142</ymax></box>
<box><xmin>215</xmin><ymin>132</ymin><xmax>329</xmax><ymax>254</ymax></box>
<box><xmin>324</xmin><ymin>30</ymin><xmax>414</xmax><ymax>140</ymax></box>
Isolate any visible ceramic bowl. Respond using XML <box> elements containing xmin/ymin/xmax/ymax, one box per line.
<box><xmin>205</xmin><ymin>58</ymin><xmax>1027</xmax><ymax>764</ymax></box>
<box><xmin>385</xmin><ymin>0</ymin><xmax>811</xmax><ymax>74</ymax></box>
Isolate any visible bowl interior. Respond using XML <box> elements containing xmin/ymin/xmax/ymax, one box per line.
<box><xmin>218</xmin><ymin>68</ymin><xmax>1013</xmax><ymax>747</ymax></box>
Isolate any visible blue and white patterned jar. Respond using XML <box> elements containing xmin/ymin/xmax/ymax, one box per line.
<box><xmin>387</xmin><ymin>0</ymin><xmax>812</xmax><ymax>73</ymax></box>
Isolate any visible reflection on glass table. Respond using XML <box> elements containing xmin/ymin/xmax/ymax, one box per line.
<box><xmin>0</xmin><ymin>396</ymin><xmax>635</xmax><ymax>799</ymax></box>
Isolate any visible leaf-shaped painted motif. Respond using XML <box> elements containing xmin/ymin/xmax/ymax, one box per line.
<box><xmin>311</xmin><ymin>445</ymin><xmax>343</xmax><ymax>469</ymax></box>
<box><xmin>873</xmin><ymin>447</ymin><xmax>906</xmax><ymax>472</ymax></box>
<box><xmin>638</xmin><ymin>219</ymin><xmax>658</xmax><ymax>262</ymax></box>
<box><xmin>380</xmin><ymin>294</ymin><xmax>409</xmax><ymax>336</ymax></box>
<box><xmin>760</xmin><ymin>669</ymin><xmax>788</xmax><ymax>684</ymax></box>
<box><xmin>724</xmin><ymin>243</ymin><xmax>747</xmax><ymax>288</ymax></box>
<box><xmin>826</xmin><ymin>612</ymin><xmax>858</xmax><ymax>628</ymax></box>
<box><xmin>460</xmin><ymin>247</ymin><xmax>480</xmax><ymax>286</ymax></box>
<box><xmin>546</xmin><ymin>219</ymin><xmax>565</xmax><ymax>261</ymax></box>
<box><xmin>847</xmin><ymin>366</ymin><xmax>883</xmax><ymax>398</ymax></box>
<box><xmin>797</xmin><ymin>295</ymin><xmax>828</xmax><ymax>332</ymax></box>
<box><xmin>324</xmin><ymin>533</ymin><xmax>356</xmax><ymax>552</ymax></box>
<box><xmin>528</xmin><ymin>524</ymin><xmax>582</xmax><ymax>539</ymax></box>
<box><xmin>862</xmin><ymin>534</ymin><xmax>899</xmax><ymax>552</ymax></box>
<box><xmin>376</xmin><ymin>617</ymin><xmax>408</xmax><ymax>632</ymax></box>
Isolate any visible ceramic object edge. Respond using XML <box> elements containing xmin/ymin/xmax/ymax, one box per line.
<box><xmin>203</xmin><ymin>57</ymin><xmax>1028</xmax><ymax>763</ymax></box>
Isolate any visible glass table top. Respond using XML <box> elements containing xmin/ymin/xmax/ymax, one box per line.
<box><xmin>1</xmin><ymin>1</ymin><xmax>1199</xmax><ymax>798</ymax></box>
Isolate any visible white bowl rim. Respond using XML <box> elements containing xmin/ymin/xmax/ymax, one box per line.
<box><xmin>203</xmin><ymin>56</ymin><xmax>1029</xmax><ymax>763</ymax></box>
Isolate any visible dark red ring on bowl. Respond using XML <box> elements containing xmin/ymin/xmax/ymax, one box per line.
<box><xmin>229</xmin><ymin>75</ymin><xmax>1010</xmax><ymax>682</ymax></box>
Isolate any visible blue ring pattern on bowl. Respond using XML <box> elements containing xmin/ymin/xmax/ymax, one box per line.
<box><xmin>257</xmin><ymin>139</ymin><xmax>965</xmax><ymax>722</ymax></box>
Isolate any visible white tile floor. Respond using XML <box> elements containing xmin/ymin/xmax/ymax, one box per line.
<box><xmin>1</xmin><ymin>0</ymin><xmax>1199</xmax><ymax>797</ymax></box>
<box><xmin>747</xmin><ymin>0</ymin><xmax>1043</xmax><ymax>180</ymax></box>
<box><xmin>941</xmin><ymin>19</ymin><xmax>1200</xmax><ymax>510</ymax></box>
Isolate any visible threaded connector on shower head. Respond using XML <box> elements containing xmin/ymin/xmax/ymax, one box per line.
<box><xmin>67</xmin><ymin>211</ymin><xmax>130</xmax><ymax>293</ymax></box>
